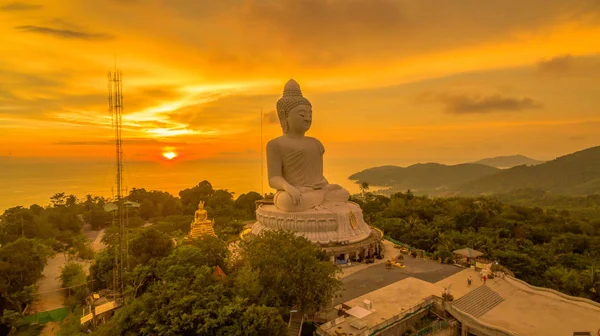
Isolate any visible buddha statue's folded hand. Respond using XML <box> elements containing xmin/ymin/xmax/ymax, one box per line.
<box><xmin>284</xmin><ymin>183</ymin><xmax>302</xmax><ymax>206</ymax></box>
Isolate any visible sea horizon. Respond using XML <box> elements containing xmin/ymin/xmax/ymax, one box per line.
<box><xmin>0</xmin><ymin>156</ymin><xmax>397</xmax><ymax>213</ymax></box>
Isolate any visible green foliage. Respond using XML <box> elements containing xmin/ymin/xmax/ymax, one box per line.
<box><xmin>458</xmin><ymin>146</ymin><xmax>600</xmax><ymax>195</ymax></box>
<box><xmin>128</xmin><ymin>188</ymin><xmax>182</xmax><ymax>219</ymax></box>
<box><xmin>1</xmin><ymin>309</ymin><xmax>22</xmax><ymax>330</ymax></box>
<box><xmin>96</xmin><ymin>240</ymin><xmax>287</xmax><ymax>336</ymax></box>
<box><xmin>88</xmin><ymin>250</ymin><xmax>114</xmax><ymax>290</ymax></box>
<box><xmin>56</xmin><ymin>311</ymin><xmax>87</xmax><ymax>336</ymax></box>
<box><xmin>84</xmin><ymin>206</ymin><xmax>112</xmax><ymax>230</ymax></box>
<box><xmin>240</xmin><ymin>230</ymin><xmax>342</xmax><ymax>313</ymax></box>
<box><xmin>59</xmin><ymin>263</ymin><xmax>89</xmax><ymax>308</ymax></box>
<box><xmin>0</xmin><ymin>238</ymin><xmax>52</xmax><ymax>312</ymax></box>
<box><xmin>234</xmin><ymin>192</ymin><xmax>263</xmax><ymax>219</ymax></box>
<box><xmin>128</xmin><ymin>227</ymin><xmax>174</xmax><ymax>268</ymax></box>
<box><xmin>214</xmin><ymin>219</ymin><xmax>245</xmax><ymax>242</ymax></box>
<box><xmin>179</xmin><ymin>180</ymin><xmax>215</xmax><ymax>215</ymax></box>
<box><xmin>152</xmin><ymin>215</ymin><xmax>193</xmax><ymax>234</ymax></box>
<box><xmin>365</xmin><ymin>192</ymin><xmax>600</xmax><ymax>302</ymax></box>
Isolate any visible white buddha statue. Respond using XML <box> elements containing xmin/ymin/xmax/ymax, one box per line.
<box><xmin>267</xmin><ymin>79</ymin><xmax>350</xmax><ymax>212</ymax></box>
<box><xmin>251</xmin><ymin>79</ymin><xmax>372</xmax><ymax>245</ymax></box>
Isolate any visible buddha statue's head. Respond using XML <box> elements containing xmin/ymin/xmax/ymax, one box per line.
<box><xmin>197</xmin><ymin>201</ymin><xmax>205</xmax><ymax>210</ymax></box>
<box><xmin>276</xmin><ymin>79</ymin><xmax>312</xmax><ymax>134</ymax></box>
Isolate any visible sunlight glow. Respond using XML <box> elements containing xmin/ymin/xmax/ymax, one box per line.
<box><xmin>163</xmin><ymin>151</ymin><xmax>177</xmax><ymax>160</ymax></box>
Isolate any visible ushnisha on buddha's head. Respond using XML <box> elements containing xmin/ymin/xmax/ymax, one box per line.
<box><xmin>276</xmin><ymin>79</ymin><xmax>312</xmax><ymax>136</ymax></box>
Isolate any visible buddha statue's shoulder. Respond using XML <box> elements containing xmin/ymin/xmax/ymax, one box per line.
<box><xmin>306</xmin><ymin>136</ymin><xmax>325</xmax><ymax>154</ymax></box>
<box><xmin>266</xmin><ymin>136</ymin><xmax>324</xmax><ymax>154</ymax></box>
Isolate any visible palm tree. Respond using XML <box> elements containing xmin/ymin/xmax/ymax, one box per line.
<box><xmin>357</xmin><ymin>181</ymin><xmax>370</xmax><ymax>197</ymax></box>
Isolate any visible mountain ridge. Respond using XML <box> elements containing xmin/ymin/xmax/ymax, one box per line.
<box><xmin>349</xmin><ymin>146</ymin><xmax>600</xmax><ymax>196</ymax></box>
<box><xmin>472</xmin><ymin>154</ymin><xmax>544</xmax><ymax>168</ymax></box>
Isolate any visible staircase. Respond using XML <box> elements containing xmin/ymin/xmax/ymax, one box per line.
<box><xmin>452</xmin><ymin>280</ymin><xmax>514</xmax><ymax>318</ymax></box>
<box><xmin>288</xmin><ymin>313</ymin><xmax>304</xmax><ymax>336</ymax></box>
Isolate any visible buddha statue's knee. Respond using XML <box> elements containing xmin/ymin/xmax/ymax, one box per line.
<box><xmin>274</xmin><ymin>189</ymin><xmax>325</xmax><ymax>212</ymax></box>
<box><xmin>323</xmin><ymin>184</ymin><xmax>350</xmax><ymax>203</ymax></box>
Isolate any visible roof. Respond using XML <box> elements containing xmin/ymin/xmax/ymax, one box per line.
<box><xmin>345</xmin><ymin>306</ymin><xmax>372</xmax><ymax>319</ymax></box>
<box><xmin>213</xmin><ymin>265</ymin><xmax>227</xmax><ymax>279</ymax></box>
<box><xmin>453</xmin><ymin>247</ymin><xmax>484</xmax><ymax>258</ymax></box>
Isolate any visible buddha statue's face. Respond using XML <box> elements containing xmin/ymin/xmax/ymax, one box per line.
<box><xmin>286</xmin><ymin>104</ymin><xmax>312</xmax><ymax>135</ymax></box>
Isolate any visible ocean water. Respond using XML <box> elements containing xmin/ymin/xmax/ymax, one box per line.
<box><xmin>0</xmin><ymin>157</ymin><xmax>377</xmax><ymax>212</ymax></box>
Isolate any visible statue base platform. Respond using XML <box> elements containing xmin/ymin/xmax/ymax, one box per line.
<box><xmin>189</xmin><ymin>221</ymin><xmax>216</xmax><ymax>239</ymax></box>
<box><xmin>251</xmin><ymin>201</ymin><xmax>371</xmax><ymax>245</ymax></box>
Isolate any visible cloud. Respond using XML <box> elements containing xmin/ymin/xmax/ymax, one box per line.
<box><xmin>418</xmin><ymin>92</ymin><xmax>543</xmax><ymax>114</ymax></box>
<box><xmin>170</xmin><ymin>93</ymin><xmax>277</xmax><ymax>130</ymax></box>
<box><xmin>0</xmin><ymin>2</ymin><xmax>42</xmax><ymax>11</ymax></box>
<box><xmin>54</xmin><ymin>141</ymin><xmax>109</xmax><ymax>146</ymax></box>
<box><xmin>54</xmin><ymin>138</ymin><xmax>193</xmax><ymax>146</ymax></box>
<box><xmin>15</xmin><ymin>25</ymin><xmax>114</xmax><ymax>40</ymax></box>
<box><xmin>536</xmin><ymin>55</ymin><xmax>574</xmax><ymax>74</ymax></box>
<box><xmin>533</xmin><ymin>54</ymin><xmax>600</xmax><ymax>77</ymax></box>
<box><xmin>158</xmin><ymin>0</ymin><xmax>600</xmax><ymax>77</ymax></box>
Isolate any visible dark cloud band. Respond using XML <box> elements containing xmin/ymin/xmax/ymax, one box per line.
<box><xmin>15</xmin><ymin>25</ymin><xmax>114</xmax><ymax>41</ymax></box>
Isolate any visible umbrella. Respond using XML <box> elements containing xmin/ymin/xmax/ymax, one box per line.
<box><xmin>452</xmin><ymin>248</ymin><xmax>484</xmax><ymax>259</ymax></box>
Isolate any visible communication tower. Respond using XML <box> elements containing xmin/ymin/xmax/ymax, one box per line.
<box><xmin>108</xmin><ymin>69</ymin><xmax>126</xmax><ymax>296</ymax></box>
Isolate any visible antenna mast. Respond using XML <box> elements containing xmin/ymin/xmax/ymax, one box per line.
<box><xmin>108</xmin><ymin>67</ymin><xmax>126</xmax><ymax>297</ymax></box>
<box><xmin>260</xmin><ymin>108</ymin><xmax>264</xmax><ymax>196</ymax></box>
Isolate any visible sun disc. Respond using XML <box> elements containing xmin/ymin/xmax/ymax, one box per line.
<box><xmin>163</xmin><ymin>151</ymin><xmax>177</xmax><ymax>160</ymax></box>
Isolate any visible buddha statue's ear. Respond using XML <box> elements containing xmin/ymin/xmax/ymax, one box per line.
<box><xmin>281</xmin><ymin>119</ymin><xmax>289</xmax><ymax>133</ymax></box>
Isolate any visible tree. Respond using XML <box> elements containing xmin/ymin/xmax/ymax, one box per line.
<box><xmin>59</xmin><ymin>262</ymin><xmax>89</xmax><ymax>307</ymax></box>
<box><xmin>50</xmin><ymin>192</ymin><xmax>66</xmax><ymax>207</ymax></box>
<box><xmin>65</xmin><ymin>194</ymin><xmax>78</xmax><ymax>209</ymax></box>
<box><xmin>239</xmin><ymin>230</ymin><xmax>342</xmax><ymax>313</ymax></box>
<box><xmin>179</xmin><ymin>181</ymin><xmax>215</xmax><ymax>214</ymax></box>
<box><xmin>128</xmin><ymin>227</ymin><xmax>174</xmax><ymax>268</ymax></box>
<box><xmin>357</xmin><ymin>181</ymin><xmax>370</xmax><ymax>197</ymax></box>
<box><xmin>100</xmin><ymin>242</ymin><xmax>286</xmax><ymax>336</ymax></box>
<box><xmin>0</xmin><ymin>238</ymin><xmax>52</xmax><ymax>312</ymax></box>
<box><xmin>235</xmin><ymin>192</ymin><xmax>263</xmax><ymax>218</ymax></box>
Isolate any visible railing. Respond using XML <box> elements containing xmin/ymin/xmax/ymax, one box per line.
<box><xmin>444</xmin><ymin>302</ymin><xmax>519</xmax><ymax>336</ymax></box>
<box><xmin>368</xmin><ymin>296</ymin><xmax>436</xmax><ymax>335</ymax></box>
<box><xmin>504</xmin><ymin>275</ymin><xmax>600</xmax><ymax>309</ymax></box>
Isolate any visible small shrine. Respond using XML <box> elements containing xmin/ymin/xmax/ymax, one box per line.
<box><xmin>189</xmin><ymin>201</ymin><xmax>216</xmax><ymax>239</ymax></box>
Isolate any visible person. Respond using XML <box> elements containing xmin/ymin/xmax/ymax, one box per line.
<box><xmin>483</xmin><ymin>274</ymin><xmax>487</xmax><ymax>285</ymax></box>
<box><xmin>467</xmin><ymin>276</ymin><xmax>472</xmax><ymax>287</ymax></box>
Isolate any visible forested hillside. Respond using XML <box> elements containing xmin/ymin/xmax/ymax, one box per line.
<box><xmin>354</xmin><ymin>191</ymin><xmax>600</xmax><ymax>302</ymax></box>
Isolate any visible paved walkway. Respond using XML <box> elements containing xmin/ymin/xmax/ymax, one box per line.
<box><xmin>336</xmin><ymin>254</ymin><xmax>462</xmax><ymax>305</ymax></box>
<box><xmin>435</xmin><ymin>267</ymin><xmax>484</xmax><ymax>300</ymax></box>
<box><xmin>339</xmin><ymin>238</ymin><xmax>401</xmax><ymax>279</ymax></box>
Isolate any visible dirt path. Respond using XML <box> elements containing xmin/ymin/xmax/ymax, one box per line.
<box><xmin>35</xmin><ymin>223</ymin><xmax>105</xmax><ymax>335</ymax></box>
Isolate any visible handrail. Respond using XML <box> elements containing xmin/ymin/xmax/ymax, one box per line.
<box><xmin>368</xmin><ymin>296</ymin><xmax>435</xmax><ymax>335</ymax></box>
<box><xmin>504</xmin><ymin>275</ymin><xmax>600</xmax><ymax>309</ymax></box>
<box><xmin>444</xmin><ymin>302</ymin><xmax>520</xmax><ymax>336</ymax></box>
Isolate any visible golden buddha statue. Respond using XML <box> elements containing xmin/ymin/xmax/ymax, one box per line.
<box><xmin>189</xmin><ymin>201</ymin><xmax>215</xmax><ymax>239</ymax></box>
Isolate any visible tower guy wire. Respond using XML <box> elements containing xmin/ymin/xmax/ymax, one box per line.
<box><xmin>260</xmin><ymin>108</ymin><xmax>264</xmax><ymax>196</ymax></box>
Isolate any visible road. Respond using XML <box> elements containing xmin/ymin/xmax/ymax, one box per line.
<box><xmin>35</xmin><ymin>223</ymin><xmax>105</xmax><ymax>335</ymax></box>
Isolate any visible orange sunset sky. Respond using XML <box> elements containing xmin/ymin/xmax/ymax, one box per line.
<box><xmin>1</xmin><ymin>0</ymin><xmax>600</xmax><ymax>165</ymax></box>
